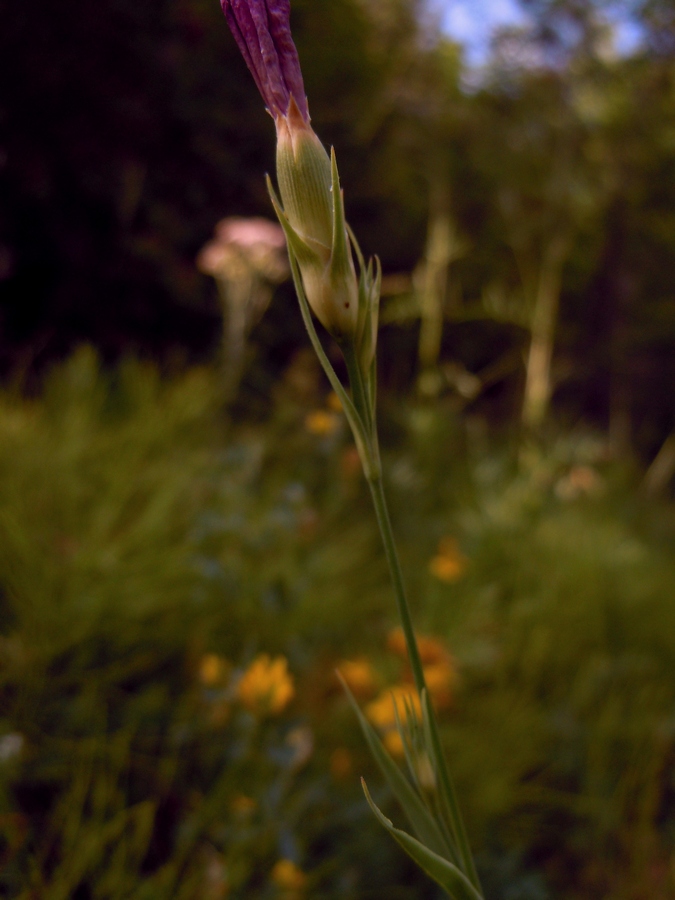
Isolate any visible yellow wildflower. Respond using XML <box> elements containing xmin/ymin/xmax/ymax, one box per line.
<box><xmin>271</xmin><ymin>859</ymin><xmax>306</xmax><ymax>892</ymax></box>
<box><xmin>304</xmin><ymin>409</ymin><xmax>340</xmax><ymax>436</ymax></box>
<box><xmin>338</xmin><ymin>658</ymin><xmax>377</xmax><ymax>698</ymax></box>
<box><xmin>385</xmin><ymin>734</ymin><xmax>437</xmax><ymax>773</ymax></box>
<box><xmin>417</xmin><ymin>635</ymin><xmax>449</xmax><ymax>665</ymax></box>
<box><xmin>237</xmin><ymin>654</ymin><xmax>294</xmax><ymax>716</ymax></box>
<box><xmin>387</xmin><ymin>627</ymin><xmax>451</xmax><ymax>665</ymax></box>
<box><xmin>429</xmin><ymin>536</ymin><xmax>467</xmax><ymax>583</ymax></box>
<box><xmin>199</xmin><ymin>653</ymin><xmax>229</xmax><ymax>686</ymax></box>
<box><xmin>423</xmin><ymin>660</ymin><xmax>457</xmax><ymax>710</ymax></box>
<box><xmin>386</xmin><ymin>627</ymin><xmax>408</xmax><ymax>658</ymax></box>
<box><xmin>365</xmin><ymin>685</ymin><xmax>421</xmax><ymax>731</ymax></box>
<box><xmin>383</xmin><ymin>730</ymin><xmax>405</xmax><ymax>757</ymax></box>
<box><xmin>384</xmin><ymin>629</ymin><xmax>457</xmax><ymax>710</ymax></box>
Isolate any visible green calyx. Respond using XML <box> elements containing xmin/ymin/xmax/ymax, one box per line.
<box><xmin>273</xmin><ymin>104</ymin><xmax>359</xmax><ymax>339</ymax></box>
<box><xmin>269</xmin><ymin>117</ymin><xmax>382</xmax><ymax>472</ymax></box>
<box><xmin>275</xmin><ymin>104</ymin><xmax>333</xmax><ymax>252</ymax></box>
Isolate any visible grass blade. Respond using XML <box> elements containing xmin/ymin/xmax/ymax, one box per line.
<box><xmin>338</xmin><ymin>673</ymin><xmax>458</xmax><ymax>864</ymax></box>
<box><xmin>361</xmin><ymin>779</ymin><xmax>483</xmax><ymax>900</ymax></box>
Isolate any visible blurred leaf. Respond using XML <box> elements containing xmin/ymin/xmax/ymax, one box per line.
<box><xmin>338</xmin><ymin>672</ymin><xmax>457</xmax><ymax>864</ymax></box>
<box><xmin>361</xmin><ymin>778</ymin><xmax>483</xmax><ymax>900</ymax></box>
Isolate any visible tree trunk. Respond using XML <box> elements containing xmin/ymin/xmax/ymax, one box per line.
<box><xmin>521</xmin><ymin>233</ymin><xmax>569</xmax><ymax>429</ymax></box>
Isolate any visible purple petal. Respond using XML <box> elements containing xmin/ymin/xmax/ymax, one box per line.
<box><xmin>221</xmin><ymin>0</ymin><xmax>309</xmax><ymax>121</ymax></box>
<box><xmin>222</xmin><ymin>2</ymin><xmax>269</xmax><ymax>106</ymax></box>
<box><xmin>266</xmin><ymin>1</ymin><xmax>308</xmax><ymax>119</ymax></box>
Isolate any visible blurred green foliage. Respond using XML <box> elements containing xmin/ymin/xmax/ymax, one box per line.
<box><xmin>2</xmin><ymin>1</ymin><xmax>675</xmax><ymax>894</ymax></box>
<box><xmin>1</xmin><ymin>0</ymin><xmax>674</xmax><ymax>463</ymax></box>
<box><xmin>1</xmin><ymin>350</ymin><xmax>673</xmax><ymax>897</ymax></box>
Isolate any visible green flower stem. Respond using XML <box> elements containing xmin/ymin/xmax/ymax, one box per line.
<box><xmin>366</xmin><ymin>469</ymin><xmax>481</xmax><ymax>892</ymax></box>
<box><xmin>366</xmin><ymin>472</ymin><xmax>426</xmax><ymax>696</ymax></box>
<box><xmin>277</xmin><ymin>213</ymin><xmax>481</xmax><ymax>892</ymax></box>
<box><xmin>342</xmin><ymin>342</ymin><xmax>373</xmax><ymax>436</ymax></box>
<box><xmin>281</xmin><ymin>244</ymin><xmax>379</xmax><ymax>479</ymax></box>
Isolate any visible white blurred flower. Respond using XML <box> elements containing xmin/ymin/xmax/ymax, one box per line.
<box><xmin>0</xmin><ymin>733</ymin><xmax>23</xmax><ymax>762</ymax></box>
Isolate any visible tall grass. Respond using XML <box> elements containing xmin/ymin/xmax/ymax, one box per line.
<box><xmin>0</xmin><ymin>349</ymin><xmax>673</xmax><ymax>898</ymax></box>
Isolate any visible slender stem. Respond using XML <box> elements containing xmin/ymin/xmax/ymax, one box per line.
<box><xmin>424</xmin><ymin>694</ymin><xmax>481</xmax><ymax>888</ymax></box>
<box><xmin>342</xmin><ymin>342</ymin><xmax>373</xmax><ymax>436</ymax></box>
<box><xmin>282</xmin><ymin>205</ymin><xmax>481</xmax><ymax>890</ymax></box>
<box><xmin>367</xmin><ymin>473</ymin><xmax>426</xmax><ymax>696</ymax></box>
<box><xmin>367</xmin><ymin>470</ymin><xmax>481</xmax><ymax>892</ymax></box>
<box><xmin>286</xmin><ymin>250</ymin><xmax>379</xmax><ymax>479</ymax></box>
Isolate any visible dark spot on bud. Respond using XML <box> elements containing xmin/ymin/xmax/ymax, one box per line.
<box><xmin>345</xmin><ymin>302</ymin><xmax>350</xmax><ymax>308</ymax></box>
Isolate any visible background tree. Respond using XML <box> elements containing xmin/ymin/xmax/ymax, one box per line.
<box><xmin>1</xmin><ymin>0</ymin><xmax>675</xmax><ymax>463</ymax></box>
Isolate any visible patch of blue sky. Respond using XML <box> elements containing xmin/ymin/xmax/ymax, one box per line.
<box><xmin>436</xmin><ymin>0</ymin><xmax>644</xmax><ymax>66</ymax></box>
<box><xmin>604</xmin><ymin>8</ymin><xmax>644</xmax><ymax>55</ymax></box>
<box><xmin>436</xmin><ymin>0</ymin><xmax>529</xmax><ymax>65</ymax></box>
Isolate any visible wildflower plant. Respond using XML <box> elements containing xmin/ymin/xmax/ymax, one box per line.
<box><xmin>220</xmin><ymin>2</ymin><xmax>483</xmax><ymax>896</ymax></box>
<box><xmin>197</xmin><ymin>216</ymin><xmax>288</xmax><ymax>398</ymax></box>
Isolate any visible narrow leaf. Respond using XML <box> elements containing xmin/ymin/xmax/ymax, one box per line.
<box><xmin>361</xmin><ymin>779</ymin><xmax>484</xmax><ymax>900</ymax></box>
<box><xmin>266</xmin><ymin>176</ymin><xmax>319</xmax><ymax>268</ymax></box>
<box><xmin>338</xmin><ymin>673</ymin><xmax>457</xmax><ymax>864</ymax></box>
<box><xmin>329</xmin><ymin>147</ymin><xmax>351</xmax><ymax>278</ymax></box>
<box><xmin>421</xmin><ymin>690</ymin><xmax>481</xmax><ymax>890</ymax></box>
<box><xmin>346</xmin><ymin>222</ymin><xmax>366</xmax><ymax>273</ymax></box>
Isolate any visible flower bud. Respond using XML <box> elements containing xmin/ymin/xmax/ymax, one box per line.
<box><xmin>275</xmin><ymin>103</ymin><xmax>332</xmax><ymax>251</ymax></box>
<box><xmin>221</xmin><ymin>1</ymin><xmax>362</xmax><ymax>341</ymax></box>
<box><xmin>272</xmin><ymin>98</ymin><xmax>359</xmax><ymax>338</ymax></box>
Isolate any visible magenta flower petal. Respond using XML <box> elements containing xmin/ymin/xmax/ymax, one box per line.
<box><xmin>222</xmin><ymin>0</ymin><xmax>309</xmax><ymax>121</ymax></box>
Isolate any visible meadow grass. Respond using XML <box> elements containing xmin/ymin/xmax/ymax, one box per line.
<box><xmin>0</xmin><ymin>349</ymin><xmax>673</xmax><ymax>898</ymax></box>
